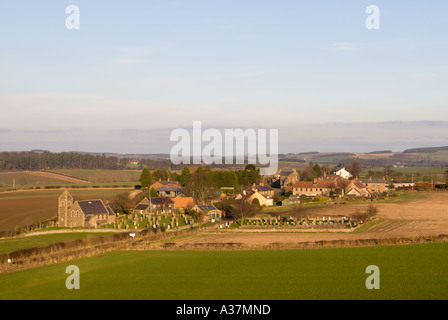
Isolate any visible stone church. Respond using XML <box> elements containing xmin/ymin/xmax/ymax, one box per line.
<box><xmin>58</xmin><ymin>190</ymin><xmax>116</xmax><ymax>228</ymax></box>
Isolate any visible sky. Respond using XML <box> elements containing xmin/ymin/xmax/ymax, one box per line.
<box><xmin>0</xmin><ymin>0</ymin><xmax>447</xmax><ymax>154</ymax></box>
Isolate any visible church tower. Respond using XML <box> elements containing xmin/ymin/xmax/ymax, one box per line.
<box><xmin>58</xmin><ymin>190</ymin><xmax>73</xmax><ymax>227</ymax></box>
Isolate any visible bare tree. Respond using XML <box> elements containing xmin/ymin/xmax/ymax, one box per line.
<box><xmin>347</xmin><ymin>159</ymin><xmax>362</xmax><ymax>178</ymax></box>
<box><xmin>186</xmin><ymin>166</ymin><xmax>215</xmax><ymax>204</ymax></box>
<box><xmin>350</xmin><ymin>204</ymin><xmax>378</xmax><ymax>222</ymax></box>
<box><xmin>229</xmin><ymin>199</ymin><xmax>259</xmax><ymax>224</ymax></box>
<box><xmin>383</xmin><ymin>167</ymin><xmax>395</xmax><ymax>180</ymax></box>
<box><xmin>111</xmin><ymin>192</ymin><xmax>135</xmax><ymax>214</ymax></box>
<box><xmin>365</xmin><ymin>204</ymin><xmax>378</xmax><ymax>219</ymax></box>
<box><xmin>190</xmin><ymin>209</ymin><xmax>205</xmax><ymax>224</ymax></box>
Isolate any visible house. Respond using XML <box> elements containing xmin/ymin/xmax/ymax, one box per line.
<box><xmin>359</xmin><ymin>178</ymin><xmax>388</xmax><ymax>193</ymax></box>
<box><xmin>156</xmin><ymin>184</ymin><xmax>185</xmax><ymax>198</ymax></box>
<box><xmin>248</xmin><ymin>184</ymin><xmax>275</xmax><ymax>198</ymax></box>
<box><xmin>289</xmin><ymin>180</ymin><xmax>337</xmax><ymax>197</ymax></box>
<box><xmin>134</xmin><ymin>197</ymin><xmax>175</xmax><ymax>214</ymax></box>
<box><xmin>171</xmin><ymin>197</ymin><xmax>196</xmax><ymax>212</ymax></box>
<box><xmin>235</xmin><ymin>189</ymin><xmax>274</xmax><ymax>206</ymax></box>
<box><xmin>345</xmin><ymin>181</ymin><xmax>370</xmax><ymax>198</ymax></box>
<box><xmin>57</xmin><ymin>190</ymin><xmax>116</xmax><ymax>228</ymax></box>
<box><xmin>281</xmin><ymin>195</ymin><xmax>301</xmax><ymax>206</ymax></box>
<box><xmin>332</xmin><ymin>167</ymin><xmax>353</xmax><ymax>180</ymax></box>
<box><xmin>389</xmin><ymin>180</ymin><xmax>415</xmax><ymax>189</ymax></box>
<box><xmin>271</xmin><ymin>169</ymin><xmax>299</xmax><ymax>187</ymax></box>
<box><xmin>149</xmin><ymin>180</ymin><xmax>180</xmax><ymax>190</ymax></box>
<box><xmin>192</xmin><ymin>204</ymin><xmax>223</xmax><ymax>221</ymax></box>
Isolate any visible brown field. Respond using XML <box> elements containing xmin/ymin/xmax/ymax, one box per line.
<box><xmin>27</xmin><ymin>171</ymin><xmax>88</xmax><ymax>184</ymax></box>
<box><xmin>0</xmin><ymin>188</ymin><xmax>133</xmax><ymax>231</ymax></box>
<box><xmin>0</xmin><ymin>171</ymin><xmax>87</xmax><ymax>188</ymax></box>
<box><xmin>167</xmin><ymin>192</ymin><xmax>448</xmax><ymax>247</ymax></box>
<box><xmin>0</xmin><ymin>197</ymin><xmax>56</xmax><ymax>231</ymax></box>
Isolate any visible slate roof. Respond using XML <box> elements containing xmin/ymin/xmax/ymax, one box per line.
<box><xmin>135</xmin><ymin>204</ymin><xmax>149</xmax><ymax>210</ymax></box>
<box><xmin>196</xmin><ymin>205</ymin><xmax>217</xmax><ymax>211</ymax></box>
<box><xmin>360</xmin><ymin>179</ymin><xmax>387</xmax><ymax>184</ymax></box>
<box><xmin>150</xmin><ymin>197</ymin><xmax>174</xmax><ymax>205</ymax></box>
<box><xmin>77</xmin><ymin>200</ymin><xmax>108</xmax><ymax>215</ymax></box>
<box><xmin>253</xmin><ymin>185</ymin><xmax>274</xmax><ymax>192</ymax></box>
<box><xmin>156</xmin><ymin>185</ymin><xmax>184</xmax><ymax>192</ymax></box>
<box><xmin>293</xmin><ymin>181</ymin><xmax>336</xmax><ymax>189</ymax></box>
<box><xmin>353</xmin><ymin>181</ymin><xmax>367</xmax><ymax>189</ymax></box>
<box><xmin>106</xmin><ymin>207</ymin><xmax>115</xmax><ymax>215</ymax></box>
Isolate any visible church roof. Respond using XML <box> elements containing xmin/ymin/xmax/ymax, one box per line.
<box><xmin>77</xmin><ymin>200</ymin><xmax>108</xmax><ymax>215</ymax></box>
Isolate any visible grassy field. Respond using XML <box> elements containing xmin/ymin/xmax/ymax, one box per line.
<box><xmin>0</xmin><ymin>172</ymin><xmax>78</xmax><ymax>189</ymax></box>
<box><xmin>0</xmin><ymin>243</ymin><xmax>446</xmax><ymax>299</ymax></box>
<box><xmin>54</xmin><ymin>170</ymin><xmax>140</xmax><ymax>183</ymax></box>
<box><xmin>0</xmin><ymin>232</ymin><xmax>115</xmax><ymax>254</ymax></box>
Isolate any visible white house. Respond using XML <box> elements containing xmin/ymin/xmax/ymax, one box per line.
<box><xmin>333</xmin><ymin>168</ymin><xmax>352</xmax><ymax>180</ymax></box>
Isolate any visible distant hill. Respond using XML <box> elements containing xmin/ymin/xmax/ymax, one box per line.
<box><xmin>366</xmin><ymin>150</ymin><xmax>393</xmax><ymax>154</ymax></box>
<box><xmin>404</xmin><ymin>146</ymin><xmax>448</xmax><ymax>153</ymax></box>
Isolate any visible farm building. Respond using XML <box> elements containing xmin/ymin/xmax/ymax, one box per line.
<box><xmin>57</xmin><ymin>190</ymin><xmax>116</xmax><ymax>228</ymax></box>
<box><xmin>149</xmin><ymin>180</ymin><xmax>180</xmax><ymax>190</ymax></box>
<box><xmin>289</xmin><ymin>180</ymin><xmax>336</xmax><ymax>197</ymax></box>
<box><xmin>235</xmin><ymin>189</ymin><xmax>274</xmax><ymax>206</ymax></box>
<box><xmin>156</xmin><ymin>184</ymin><xmax>185</xmax><ymax>198</ymax></box>
<box><xmin>271</xmin><ymin>169</ymin><xmax>299</xmax><ymax>187</ymax></box>
<box><xmin>192</xmin><ymin>204</ymin><xmax>223</xmax><ymax>221</ymax></box>
<box><xmin>332</xmin><ymin>167</ymin><xmax>353</xmax><ymax>180</ymax></box>
<box><xmin>281</xmin><ymin>195</ymin><xmax>301</xmax><ymax>206</ymax></box>
<box><xmin>359</xmin><ymin>178</ymin><xmax>388</xmax><ymax>193</ymax></box>
<box><xmin>344</xmin><ymin>181</ymin><xmax>370</xmax><ymax>198</ymax></box>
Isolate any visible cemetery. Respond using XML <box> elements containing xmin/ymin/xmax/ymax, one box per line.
<box><xmin>104</xmin><ymin>213</ymin><xmax>196</xmax><ymax>231</ymax></box>
<box><xmin>228</xmin><ymin>215</ymin><xmax>357</xmax><ymax>230</ymax></box>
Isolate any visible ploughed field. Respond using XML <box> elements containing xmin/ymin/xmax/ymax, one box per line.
<box><xmin>168</xmin><ymin>192</ymin><xmax>448</xmax><ymax>247</ymax></box>
<box><xmin>0</xmin><ymin>189</ymin><xmax>133</xmax><ymax>231</ymax></box>
<box><xmin>0</xmin><ymin>243</ymin><xmax>447</xmax><ymax>299</ymax></box>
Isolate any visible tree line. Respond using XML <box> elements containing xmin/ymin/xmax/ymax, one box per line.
<box><xmin>0</xmin><ymin>151</ymin><xmax>164</xmax><ymax>171</ymax></box>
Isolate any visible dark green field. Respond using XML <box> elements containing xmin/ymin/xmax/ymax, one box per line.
<box><xmin>1</xmin><ymin>243</ymin><xmax>447</xmax><ymax>300</ymax></box>
<box><xmin>0</xmin><ymin>232</ymin><xmax>115</xmax><ymax>254</ymax></box>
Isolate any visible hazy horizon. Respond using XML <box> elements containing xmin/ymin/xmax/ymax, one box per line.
<box><xmin>1</xmin><ymin>1</ymin><xmax>447</xmax><ymax>154</ymax></box>
<box><xmin>2</xmin><ymin>120</ymin><xmax>448</xmax><ymax>155</ymax></box>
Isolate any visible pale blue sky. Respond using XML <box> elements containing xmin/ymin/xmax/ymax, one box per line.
<box><xmin>0</xmin><ymin>1</ymin><xmax>447</xmax><ymax>153</ymax></box>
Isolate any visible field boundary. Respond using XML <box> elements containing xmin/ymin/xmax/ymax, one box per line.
<box><xmin>43</xmin><ymin>170</ymin><xmax>91</xmax><ymax>183</ymax></box>
<box><xmin>0</xmin><ymin>227</ymin><xmax>205</xmax><ymax>273</ymax></box>
<box><xmin>134</xmin><ymin>234</ymin><xmax>448</xmax><ymax>251</ymax></box>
